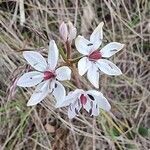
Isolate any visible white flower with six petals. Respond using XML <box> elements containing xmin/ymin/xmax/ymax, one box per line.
<box><xmin>75</xmin><ymin>22</ymin><xmax>124</xmax><ymax>88</ymax></box>
<box><xmin>56</xmin><ymin>89</ymin><xmax>111</xmax><ymax>119</ymax></box>
<box><xmin>17</xmin><ymin>40</ymin><xmax>71</xmax><ymax>106</ymax></box>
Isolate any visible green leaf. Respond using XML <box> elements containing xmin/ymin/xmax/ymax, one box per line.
<box><xmin>138</xmin><ymin>127</ymin><xmax>149</xmax><ymax>137</ymax></box>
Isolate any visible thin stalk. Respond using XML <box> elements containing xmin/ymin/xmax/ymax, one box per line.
<box><xmin>66</xmin><ymin>41</ymin><xmax>72</xmax><ymax>59</ymax></box>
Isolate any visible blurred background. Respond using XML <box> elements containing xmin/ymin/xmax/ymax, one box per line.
<box><xmin>0</xmin><ymin>0</ymin><xmax>150</xmax><ymax>149</ymax></box>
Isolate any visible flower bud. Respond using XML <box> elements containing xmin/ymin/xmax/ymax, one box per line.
<box><xmin>59</xmin><ymin>22</ymin><xmax>68</xmax><ymax>42</ymax></box>
<box><xmin>59</xmin><ymin>21</ymin><xmax>77</xmax><ymax>43</ymax></box>
<box><xmin>67</xmin><ymin>21</ymin><xmax>77</xmax><ymax>42</ymax></box>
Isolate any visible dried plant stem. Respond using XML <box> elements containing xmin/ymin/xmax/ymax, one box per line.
<box><xmin>92</xmin><ymin>117</ymin><xmax>96</xmax><ymax>150</ymax></box>
<box><xmin>19</xmin><ymin>0</ymin><xmax>25</xmax><ymax>26</ymax></box>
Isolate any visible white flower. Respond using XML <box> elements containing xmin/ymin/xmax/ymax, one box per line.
<box><xmin>56</xmin><ymin>89</ymin><xmax>111</xmax><ymax>119</ymax></box>
<box><xmin>75</xmin><ymin>22</ymin><xmax>124</xmax><ymax>88</ymax></box>
<box><xmin>17</xmin><ymin>40</ymin><xmax>71</xmax><ymax>106</ymax></box>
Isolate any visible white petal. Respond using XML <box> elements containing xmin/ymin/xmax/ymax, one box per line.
<box><xmin>97</xmin><ymin>59</ymin><xmax>122</xmax><ymax>75</ymax></box>
<box><xmin>66</xmin><ymin>89</ymin><xmax>82</xmax><ymax>100</ymax></box>
<box><xmin>85</xmin><ymin>90</ymin><xmax>101</xmax><ymax>113</ymax></box>
<box><xmin>67</xmin><ymin>89</ymin><xmax>83</xmax><ymax>101</ymax></box>
<box><xmin>56</xmin><ymin>96</ymin><xmax>76</xmax><ymax>108</ymax></box>
<box><xmin>86</xmin><ymin>90</ymin><xmax>103</xmax><ymax>96</ymax></box>
<box><xmin>87</xmin><ymin>64</ymin><xmax>99</xmax><ymax>88</ymax></box>
<box><xmin>98</xmin><ymin>96</ymin><xmax>111</xmax><ymax>111</ymax></box>
<box><xmin>49</xmin><ymin>79</ymin><xmax>55</xmax><ymax>91</ymax></box>
<box><xmin>86</xmin><ymin>90</ymin><xmax>100</xmax><ymax>116</ymax></box>
<box><xmin>75</xmin><ymin>35</ymin><xmax>93</xmax><ymax>55</ymax></box>
<box><xmin>56</xmin><ymin>89</ymin><xmax>82</xmax><ymax>108</ymax></box>
<box><xmin>23</xmin><ymin>51</ymin><xmax>47</xmax><ymax>71</ymax></box>
<box><xmin>68</xmin><ymin>105</ymin><xmax>76</xmax><ymax>119</ymax></box>
<box><xmin>87</xmin><ymin>90</ymin><xmax>111</xmax><ymax>111</ymax></box>
<box><xmin>90</xmin><ymin>22</ymin><xmax>104</xmax><ymax>50</ymax></box>
<box><xmin>68</xmin><ymin>101</ymin><xmax>81</xmax><ymax>119</ymax></box>
<box><xmin>55</xmin><ymin>91</ymin><xmax>71</xmax><ymax>107</ymax></box>
<box><xmin>83</xmin><ymin>99</ymin><xmax>91</xmax><ymax>112</ymax></box>
<box><xmin>91</xmin><ymin>101</ymin><xmax>100</xmax><ymax>116</ymax></box>
<box><xmin>48</xmin><ymin>40</ymin><xmax>59</xmax><ymax>70</ymax></box>
<box><xmin>101</xmin><ymin>42</ymin><xmax>124</xmax><ymax>58</ymax></box>
<box><xmin>56</xmin><ymin>66</ymin><xmax>71</xmax><ymax>81</ymax></box>
<box><xmin>53</xmin><ymin>81</ymin><xmax>66</xmax><ymax>105</ymax></box>
<box><xmin>17</xmin><ymin>71</ymin><xmax>44</xmax><ymax>87</ymax></box>
<box><xmin>78</xmin><ymin>57</ymin><xmax>92</xmax><ymax>76</ymax></box>
<box><xmin>27</xmin><ymin>81</ymin><xmax>50</xmax><ymax>106</ymax></box>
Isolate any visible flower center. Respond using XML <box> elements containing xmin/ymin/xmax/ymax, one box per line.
<box><xmin>80</xmin><ymin>94</ymin><xmax>87</xmax><ymax>105</ymax></box>
<box><xmin>88</xmin><ymin>50</ymin><xmax>102</xmax><ymax>61</ymax></box>
<box><xmin>44</xmin><ymin>71</ymin><xmax>56</xmax><ymax>80</ymax></box>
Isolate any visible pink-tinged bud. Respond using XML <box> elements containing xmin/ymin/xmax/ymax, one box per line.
<box><xmin>80</xmin><ymin>94</ymin><xmax>87</xmax><ymax>105</ymax></box>
<box><xmin>67</xmin><ymin>21</ymin><xmax>77</xmax><ymax>42</ymax></box>
<box><xmin>59</xmin><ymin>22</ymin><xmax>68</xmax><ymax>42</ymax></box>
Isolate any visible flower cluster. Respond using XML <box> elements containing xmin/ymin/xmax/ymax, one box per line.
<box><xmin>17</xmin><ymin>22</ymin><xmax>124</xmax><ymax>119</ymax></box>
